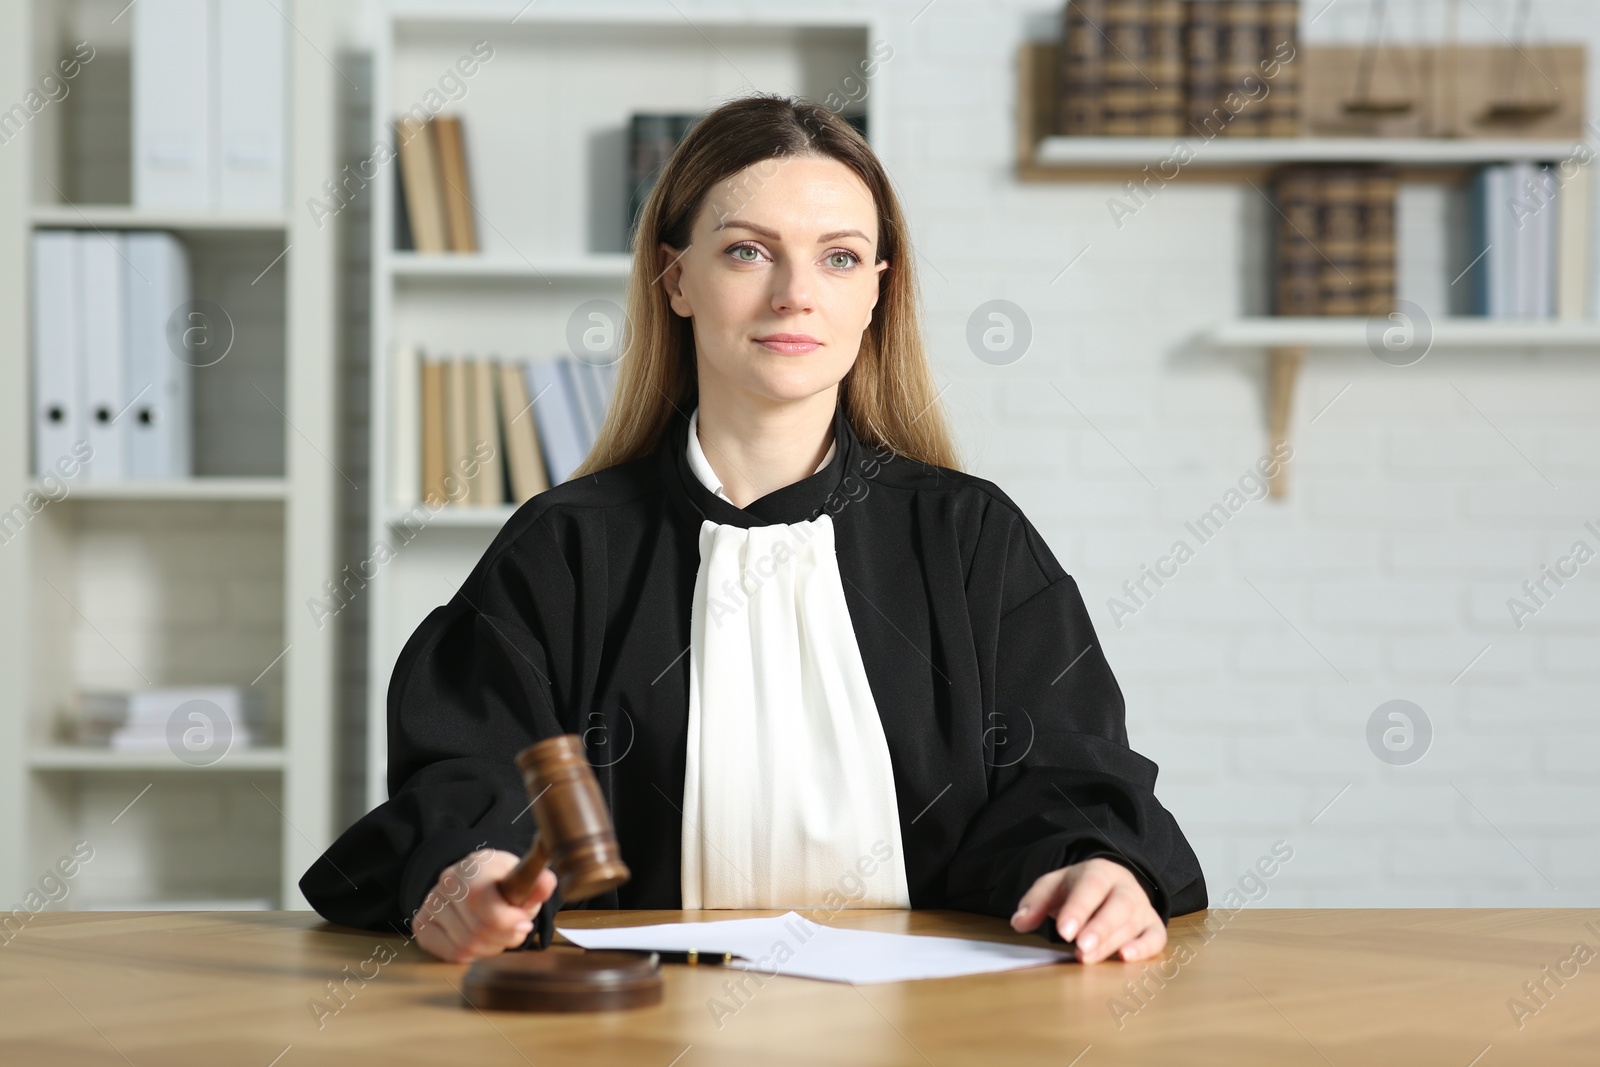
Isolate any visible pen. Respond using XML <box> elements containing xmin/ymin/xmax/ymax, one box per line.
<box><xmin>653</xmin><ymin>948</ymin><xmax>744</xmax><ymax>966</ymax></box>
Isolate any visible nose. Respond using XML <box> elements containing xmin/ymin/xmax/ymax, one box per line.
<box><xmin>770</xmin><ymin>259</ymin><xmax>816</xmax><ymax>315</ymax></box>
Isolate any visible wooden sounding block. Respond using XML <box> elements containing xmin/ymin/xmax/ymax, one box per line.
<box><xmin>462</xmin><ymin>948</ymin><xmax>665</xmax><ymax>1012</ymax></box>
<box><xmin>462</xmin><ymin>734</ymin><xmax>661</xmax><ymax>1012</ymax></box>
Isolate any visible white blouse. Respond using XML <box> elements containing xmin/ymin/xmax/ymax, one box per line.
<box><xmin>679</xmin><ymin>406</ymin><xmax>912</xmax><ymax>910</ymax></box>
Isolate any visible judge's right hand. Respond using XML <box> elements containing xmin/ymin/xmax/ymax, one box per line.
<box><xmin>411</xmin><ymin>848</ymin><xmax>557</xmax><ymax>963</ymax></box>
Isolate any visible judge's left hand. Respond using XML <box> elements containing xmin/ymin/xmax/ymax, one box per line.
<box><xmin>1009</xmin><ymin>857</ymin><xmax>1165</xmax><ymax>964</ymax></box>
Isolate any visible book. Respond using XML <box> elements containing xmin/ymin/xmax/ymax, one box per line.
<box><xmin>1057</xmin><ymin>0</ymin><xmax>1107</xmax><ymax>135</ymax></box>
<box><xmin>392</xmin><ymin>344</ymin><xmax>420</xmax><ymax>505</ymax></box>
<box><xmin>1318</xmin><ymin>168</ymin><xmax>1364</xmax><ymax>315</ymax></box>
<box><xmin>432</xmin><ymin>115</ymin><xmax>478</xmax><ymax>253</ymax></box>
<box><xmin>1263</xmin><ymin>0</ymin><xmax>1300</xmax><ymax>136</ymax></box>
<box><xmin>558</xmin><ymin>357</ymin><xmax>597</xmax><ymax>448</ymax></box>
<box><xmin>1531</xmin><ymin>164</ymin><xmax>1558</xmax><ymax>319</ymax></box>
<box><xmin>396</xmin><ymin>118</ymin><xmax>448</xmax><ymax>253</ymax></box>
<box><xmin>1556</xmin><ymin>162</ymin><xmax>1591</xmax><ymax>321</ymax></box>
<box><xmin>443</xmin><ymin>357</ymin><xmax>470</xmax><ymax>496</ymax></box>
<box><xmin>1360</xmin><ymin>167</ymin><xmax>1398</xmax><ymax>316</ymax></box>
<box><xmin>1146</xmin><ymin>0</ymin><xmax>1186</xmax><ymax>135</ymax></box>
<box><xmin>1220</xmin><ymin>0</ymin><xmax>1266</xmax><ymax>136</ymax></box>
<box><xmin>1465</xmin><ymin>165</ymin><xmax>1491</xmax><ymax>316</ymax></box>
<box><xmin>1184</xmin><ymin>0</ymin><xmax>1226</xmax><ymax>137</ymax></box>
<box><xmin>468</xmin><ymin>359</ymin><xmax>504</xmax><ymax>504</ymax></box>
<box><xmin>526</xmin><ymin>358</ymin><xmax>589</xmax><ymax>485</ymax></box>
<box><xmin>420</xmin><ymin>358</ymin><xmax>446</xmax><ymax>504</ymax></box>
<box><xmin>498</xmin><ymin>362</ymin><xmax>550</xmax><ymax>504</ymax></box>
<box><xmin>1272</xmin><ymin>166</ymin><xmax>1322</xmax><ymax>315</ymax></box>
<box><xmin>404</xmin><ymin>351</ymin><xmax>623</xmax><ymax>502</ymax></box>
<box><xmin>1272</xmin><ymin>164</ymin><xmax>1398</xmax><ymax>317</ymax></box>
<box><xmin>394</xmin><ymin>159</ymin><xmax>415</xmax><ymax>252</ymax></box>
<box><xmin>1101</xmin><ymin>0</ymin><xmax>1149</xmax><ymax>136</ymax></box>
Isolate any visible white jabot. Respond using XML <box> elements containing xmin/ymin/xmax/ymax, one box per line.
<box><xmin>680</xmin><ymin>406</ymin><xmax>911</xmax><ymax>909</ymax></box>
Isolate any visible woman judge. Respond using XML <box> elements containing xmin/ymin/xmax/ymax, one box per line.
<box><xmin>300</xmin><ymin>95</ymin><xmax>1206</xmax><ymax>966</ymax></box>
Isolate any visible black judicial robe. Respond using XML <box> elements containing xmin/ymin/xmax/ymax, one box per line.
<box><xmin>300</xmin><ymin>399</ymin><xmax>1207</xmax><ymax>941</ymax></box>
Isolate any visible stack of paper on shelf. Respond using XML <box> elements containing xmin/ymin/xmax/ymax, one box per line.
<box><xmin>31</xmin><ymin>230</ymin><xmax>193</xmax><ymax>480</ymax></box>
<box><xmin>73</xmin><ymin>686</ymin><xmax>269</xmax><ymax>750</ymax></box>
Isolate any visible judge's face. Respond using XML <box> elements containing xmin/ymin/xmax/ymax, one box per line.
<box><xmin>659</xmin><ymin>154</ymin><xmax>889</xmax><ymax>408</ymax></box>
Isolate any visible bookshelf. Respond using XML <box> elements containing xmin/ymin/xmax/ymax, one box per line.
<box><xmin>28</xmin><ymin>205</ymin><xmax>291</xmax><ymax>232</ymax></box>
<box><xmin>1208</xmin><ymin>317</ymin><xmax>1600</xmax><ymax>349</ymax></box>
<box><xmin>0</xmin><ymin>1</ymin><xmax>339</xmax><ymax>909</ymax></box>
<box><xmin>365</xmin><ymin>3</ymin><xmax>887</xmax><ymax>809</ymax></box>
<box><xmin>1015</xmin><ymin>42</ymin><xmax>1591</xmax><ymax>182</ymax></box>
<box><xmin>1016</xmin><ymin>13</ymin><xmax>1600</xmax><ymax>498</ymax></box>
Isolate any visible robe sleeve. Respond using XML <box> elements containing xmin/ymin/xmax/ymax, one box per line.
<box><xmin>943</xmin><ymin>494</ymin><xmax>1207</xmax><ymax>927</ymax></box>
<box><xmin>298</xmin><ymin>514</ymin><xmax>576</xmax><ymax>941</ymax></box>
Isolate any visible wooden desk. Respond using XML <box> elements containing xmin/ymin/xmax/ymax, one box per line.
<box><xmin>2</xmin><ymin>908</ymin><xmax>1596</xmax><ymax>1065</ymax></box>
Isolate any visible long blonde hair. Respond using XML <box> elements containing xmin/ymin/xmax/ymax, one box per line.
<box><xmin>570</xmin><ymin>93</ymin><xmax>960</xmax><ymax>478</ymax></box>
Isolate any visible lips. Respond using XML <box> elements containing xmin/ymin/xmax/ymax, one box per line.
<box><xmin>754</xmin><ymin>333</ymin><xmax>822</xmax><ymax>353</ymax></box>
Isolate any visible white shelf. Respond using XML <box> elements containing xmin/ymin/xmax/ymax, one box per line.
<box><xmin>389</xmin><ymin>252</ymin><xmax>632</xmax><ymax>281</ymax></box>
<box><xmin>1206</xmin><ymin>317</ymin><xmax>1600</xmax><ymax>350</ymax></box>
<box><xmin>39</xmin><ymin>478</ymin><xmax>289</xmax><ymax>501</ymax></box>
<box><xmin>386</xmin><ymin>503</ymin><xmax>517</xmax><ymax>529</ymax></box>
<box><xmin>29</xmin><ymin>205</ymin><xmax>290</xmax><ymax>232</ymax></box>
<box><xmin>1034</xmin><ymin>137</ymin><xmax>1589</xmax><ymax>169</ymax></box>
<box><xmin>29</xmin><ymin>747</ymin><xmax>287</xmax><ymax>772</ymax></box>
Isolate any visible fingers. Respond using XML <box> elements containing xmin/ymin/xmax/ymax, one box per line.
<box><xmin>413</xmin><ymin>850</ymin><xmax>542</xmax><ymax>963</ymax></box>
<box><xmin>1010</xmin><ymin>868</ymin><xmax>1070</xmax><ymax>933</ymax></box>
<box><xmin>1011</xmin><ymin>858</ymin><xmax>1164</xmax><ymax>965</ymax></box>
<box><xmin>1052</xmin><ymin>861</ymin><xmax>1121</xmax><ymax>945</ymax></box>
<box><xmin>422</xmin><ymin>893</ymin><xmax>531</xmax><ymax>962</ymax></box>
<box><xmin>1116</xmin><ymin>921</ymin><xmax>1168</xmax><ymax>962</ymax></box>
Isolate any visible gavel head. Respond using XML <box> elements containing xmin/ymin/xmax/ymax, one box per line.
<box><xmin>515</xmin><ymin>734</ymin><xmax>630</xmax><ymax>902</ymax></box>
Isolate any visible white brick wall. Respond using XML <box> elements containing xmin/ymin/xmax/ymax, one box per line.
<box><xmin>875</xmin><ymin>0</ymin><xmax>1600</xmax><ymax>906</ymax></box>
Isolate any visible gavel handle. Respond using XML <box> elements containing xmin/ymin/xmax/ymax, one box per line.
<box><xmin>496</xmin><ymin>835</ymin><xmax>555</xmax><ymax>950</ymax></box>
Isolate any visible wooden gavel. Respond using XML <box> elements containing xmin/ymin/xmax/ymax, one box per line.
<box><xmin>495</xmin><ymin>734</ymin><xmax>630</xmax><ymax>947</ymax></box>
<box><xmin>463</xmin><ymin>734</ymin><xmax>659</xmax><ymax>1010</ymax></box>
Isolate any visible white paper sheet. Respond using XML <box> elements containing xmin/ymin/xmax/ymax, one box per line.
<box><xmin>556</xmin><ymin>912</ymin><xmax>1074</xmax><ymax>985</ymax></box>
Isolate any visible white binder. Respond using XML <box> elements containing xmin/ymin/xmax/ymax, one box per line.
<box><xmin>31</xmin><ymin>230</ymin><xmax>82</xmax><ymax>476</ymax></box>
<box><xmin>216</xmin><ymin>0</ymin><xmax>286</xmax><ymax>210</ymax></box>
<box><xmin>124</xmin><ymin>232</ymin><xmax>193</xmax><ymax>480</ymax></box>
<box><xmin>132</xmin><ymin>0</ymin><xmax>212</xmax><ymax>209</ymax></box>
<box><xmin>79</xmin><ymin>233</ymin><xmax>128</xmax><ymax>482</ymax></box>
